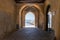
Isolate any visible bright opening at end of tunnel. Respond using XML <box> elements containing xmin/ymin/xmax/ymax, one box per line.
<box><xmin>24</xmin><ymin>12</ymin><xmax>36</xmax><ymax>28</ymax></box>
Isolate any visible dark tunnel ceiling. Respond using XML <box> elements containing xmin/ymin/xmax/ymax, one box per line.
<box><xmin>15</xmin><ymin>0</ymin><xmax>45</xmax><ymax>3</ymax></box>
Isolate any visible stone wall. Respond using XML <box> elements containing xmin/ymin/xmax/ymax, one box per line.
<box><xmin>0</xmin><ymin>0</ymin><xmax>16</xmax><ymax>39</ymax></box>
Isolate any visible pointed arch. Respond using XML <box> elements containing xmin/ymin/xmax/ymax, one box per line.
<box><xmin>19</xmin><ymin>4</ymin><xmax>43</xmax><ymax>27</ymax></box>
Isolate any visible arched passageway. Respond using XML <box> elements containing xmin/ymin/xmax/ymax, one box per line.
<box><xmin>18</xmin><ymin>4</ymin><xmax>45</xmax><ymax>29</ymax></box>
<box><xmin>19</xmin><ymin>5</ymin><xmax>41</xmax><ymax>28</ymax></box>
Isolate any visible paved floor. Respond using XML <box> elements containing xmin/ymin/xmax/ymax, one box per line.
<box><xmin>4</xmin><ymin>28</ymin><xmax>54</xmax><ymax>40</ymax></box>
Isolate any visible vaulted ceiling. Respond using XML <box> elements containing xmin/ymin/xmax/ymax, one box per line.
<box><xmin>15</xmin><ymin>0</ymin><xmax>45</xmax><ymax>3</ymax></box>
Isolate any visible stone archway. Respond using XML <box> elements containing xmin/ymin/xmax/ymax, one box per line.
<box><xmin>19</xmin><ymin>4</ymin><xmax>45</xmax><ymax>29</ymax></box>
<box><xmin>21</xmin><ymin>6</ymin><xmax>39</xmax><ymax>28</ymax></box>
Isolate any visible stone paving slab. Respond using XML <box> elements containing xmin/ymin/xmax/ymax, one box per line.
<box><xmin>3</xmin><ymin>28</ymin><xmax>54</xmax><ymax>40</ymax></box>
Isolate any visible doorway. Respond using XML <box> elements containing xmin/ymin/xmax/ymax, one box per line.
<box><xmin>25</xmin><ymin>12</ymin><xmax>35</xmax><ymax>28</ymax></box>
